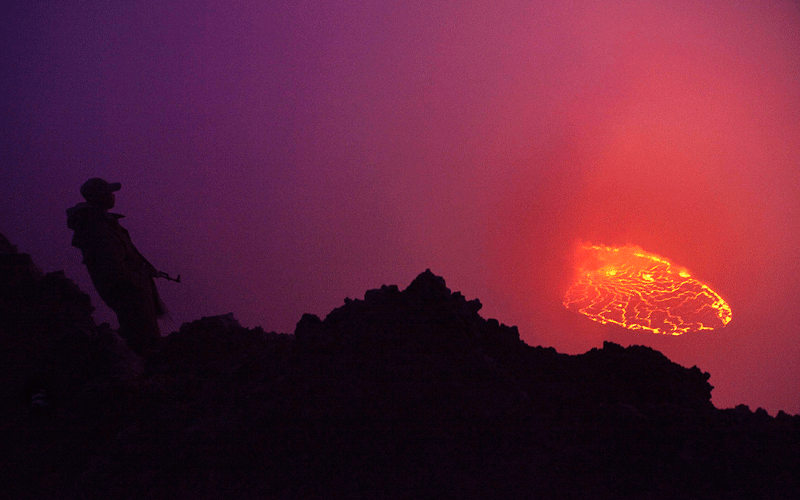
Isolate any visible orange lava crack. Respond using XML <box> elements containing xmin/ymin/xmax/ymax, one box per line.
<box><xmin>563</xmin><ymin>244</ymin><xmax>732</xmax><ymax>335</ymax></box>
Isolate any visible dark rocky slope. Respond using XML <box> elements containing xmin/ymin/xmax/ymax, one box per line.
<box><xmin>2</xmin><ymin>233</ymin><xmax>798</xmax><ymax>499</ymax></box>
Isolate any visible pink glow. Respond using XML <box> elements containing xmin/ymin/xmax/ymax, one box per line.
<box><xmin>2</xmin><ymin>0</ymin><xmax>799</xmax><ymax>414</ymax></box>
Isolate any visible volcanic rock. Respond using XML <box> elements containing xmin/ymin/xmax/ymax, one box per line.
<box><xmin>1</xmin><ymin>234</ymin><xmax>798</xmax><ymax>500</ymax></box>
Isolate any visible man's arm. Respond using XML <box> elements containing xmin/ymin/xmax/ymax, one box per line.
<box><xmin>82</xmin><ymin>222</ymin><xmax>138</xmax><ymax>283</ymax></box>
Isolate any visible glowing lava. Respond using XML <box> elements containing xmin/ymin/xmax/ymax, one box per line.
<box><xmin>563</xmin><ymin>244</ymin><xmax>732</xmax><ymax>335</ymax></box>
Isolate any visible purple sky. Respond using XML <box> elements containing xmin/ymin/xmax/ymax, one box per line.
<box><xmin>3</xmin><ymin>0</ymin><xmax>799</xmax><ymax>415</ymax></box>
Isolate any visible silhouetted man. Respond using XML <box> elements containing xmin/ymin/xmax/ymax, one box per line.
<box><xmin>67</xmin><ymin>178</ymin><xmax>165</xmax><ymax>356</ymax></box>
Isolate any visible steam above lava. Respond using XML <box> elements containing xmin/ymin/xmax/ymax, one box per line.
<box><xmin>563</xmin><ymin>244</ymin><xmax>732</xmax><ymax>335</ymax></box>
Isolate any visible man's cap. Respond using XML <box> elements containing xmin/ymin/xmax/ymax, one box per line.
<box><xmin>80</xmin><ymin>178</ymin><xmax>121</xmax><ymax>201</ymax></box>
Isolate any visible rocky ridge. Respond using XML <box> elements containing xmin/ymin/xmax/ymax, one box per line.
<box><xmin>1</xmin><ymin>233</ymin><xmax>798</xmax><ymax>499</ymax></box>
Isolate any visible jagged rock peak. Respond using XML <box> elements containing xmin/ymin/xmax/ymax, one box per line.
<box><xmin>177</xmin><ymin>312</ymin><xmax>244</xmax><ymax>336</ymax></box>
<box><xmin>578</xmin><ymin>341</ymin><xmax>715</xmax><ymax>412</ymax></box>
<box><xmin>362</xmin><ymin>269</ymin><xmax>482</xmax><ymax>314</ymax></box>
<box><xmin>295</xmin><ymin>270</ymin><xmax>492</xmax><ymax>340</ymax></box>
<box><xmin>0</xmin><ymin>232</ymin><xmax>43</xmax><ymax>284</ymax></box>
<box><xmin>0</xmin><ymin>232</ymin><xmax>18</xmax><ymax>254</ymax></box>
<box><xmin>403</xmin><ymin>268</ymin><xmax>450</xmax><ymax>300</ymax></box>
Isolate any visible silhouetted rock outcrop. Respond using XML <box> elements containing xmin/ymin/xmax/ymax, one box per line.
<box><xmin>1</xmin><ymin>235</ymin><xmax>798</xmax><ymax>500</ymax></box>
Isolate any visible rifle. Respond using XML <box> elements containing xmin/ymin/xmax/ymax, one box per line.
<box><xmin>154</xmin><ymin>271</ymin><xmax>181</xmax><ymax>283</ymax></box>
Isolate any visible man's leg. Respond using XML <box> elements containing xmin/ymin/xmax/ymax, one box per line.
<box><xmin>114</xmin><ymin>287</ymin><xmax>161</xmax><ymax>356</ymax></box>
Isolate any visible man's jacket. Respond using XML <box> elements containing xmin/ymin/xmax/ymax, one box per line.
<box><xmin>67</xmin><ymin>202</ymin><xmax>165</xmax><ymax>316</ymax></box>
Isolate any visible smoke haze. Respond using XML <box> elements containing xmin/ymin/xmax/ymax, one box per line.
<box><xmin>2</xmin><ymin>0</ymin><xmax>799</xmax><ymax>414</ymax></box>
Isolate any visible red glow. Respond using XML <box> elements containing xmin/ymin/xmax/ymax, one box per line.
<box><xmin>2</xmin><ymin>0</ymin><xmax>799</xmax><ymax>414</ymax></box>
<box><xmin>563</xmin><ymin>244</ymin><xmax>731</xmax><ymax>335</ymax></box>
